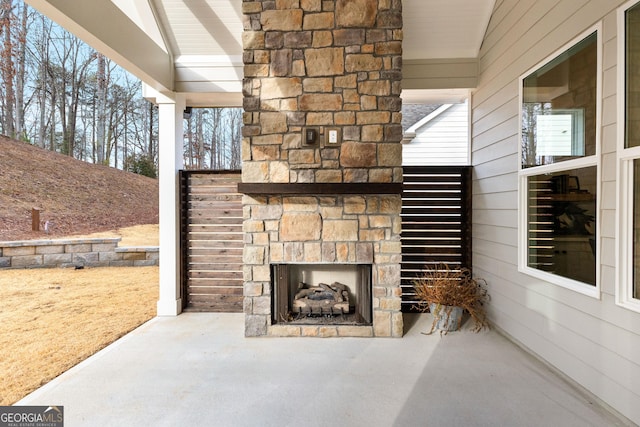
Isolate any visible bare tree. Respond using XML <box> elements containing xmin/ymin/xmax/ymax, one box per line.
<box><xmin>0</xmin><ymin>1</ymin><xmax>242</xmax><ymax>177</ymax></box>
<box><xmin>208</xmin><ymin>108</ymin><xmax>221</xmax><ymax>169</ymax></box>
<box><xmin>13</xmin><ymin>2</ymin><xmax>26</xmax><ymax>139</ymax></box>
<box><xmin>0</xmin><ymin>0</ymin><xmax>16</xmax><ymax>137</ymax></box>
<box><xmin>33</xmin><ymin>13</ymin><xmax>52</xmax><ymax>148</ymax></box>
<box><xmin>95</xmin><ymin>52</ymin><xmax>106</xmax><ymax>163</ymax></box>
<box><xmin>184</xmin><ymin>107</ymin><xmax>243</xmax><ymax>170</ymax></box>
<box><xmin>227</xmin><ymin>108</ymin><xmax>242</xmax><ymax>170</ymax></box>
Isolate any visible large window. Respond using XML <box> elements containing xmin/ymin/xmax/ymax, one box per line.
<box><xmin>618</xmin><ymin>1</ymin><xmax>640</xmax><ymax>311</ymax></box>
<box><xmin>520</xmin><ymin>29</ymin><xmax>600</xmax><ymax>295</ymax></box>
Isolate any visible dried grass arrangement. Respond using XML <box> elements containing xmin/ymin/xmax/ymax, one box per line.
<box><xmin>413</xmin><ymin>263</ymin><xmax>490</xmax><ymax>334</ymax></box>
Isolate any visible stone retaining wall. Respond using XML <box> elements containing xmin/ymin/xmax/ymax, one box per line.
<box><xmin>0</xmin><ymin>238</ymin><xmax>159</xmax><ymax>269</ymax></box>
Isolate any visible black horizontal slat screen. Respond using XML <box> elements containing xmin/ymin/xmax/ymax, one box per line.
<box><xmin>401</xmin><ymin>166</ymin><xmax>472</xmax><ymax>312</ymax></box>
<box><xmin>180</xmin><ymin>171</ymin><xmax>244</xmax><ymax>312</ymax></box>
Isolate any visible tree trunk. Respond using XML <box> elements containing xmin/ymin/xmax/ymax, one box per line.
<box><xmin>229</xmin><ymin>108</ymin><xmax>242</xmax><ymax>169</ymax></box>
<box><xmin>148</xmin><ymin>101</ymin><xmax>154</xmax><ymax>161</ymax></box>
<box><xmin>196</xmin><ymin>110</ymin><xmax>204</xmax><ymax>169</ymax></box>
<box><xmin>36</xmin><ymin>15</ymin><xmax>49</xmax><ymax>148</ymax></box>
<box><xmin>14</xmin><ymin>3</ymin><xmax>27</xmax><ymax>139</ymax></box>
<box><xmin>1</xmin><ymin>0</ymin><xmax>16</xmax><ymax>137</ymax></box>
<box><xmin>95</xmin><ymin>53</ymin><xmax>106</xmax><ymax>163</ymax></box>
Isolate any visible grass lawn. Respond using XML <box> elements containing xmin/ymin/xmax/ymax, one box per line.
<box><xmin>0</xmin><ymin>224</ymin><xmax>159</xmax><ymax>404</ymax></box>
<box><xmin>0</xmin><ymin>266</ymin><xmax>158</xmax><ymax>405</ymax></box>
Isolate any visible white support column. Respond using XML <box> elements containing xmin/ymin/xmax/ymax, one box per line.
<box><xmin>156</xmin><ymin>92</ymin><xmax>185</xmax><ymax>316</ymax></box>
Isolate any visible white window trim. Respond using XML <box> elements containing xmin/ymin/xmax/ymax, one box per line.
<box><xmin>518</xmin><ymin>25</ymin><xmax>602</xmax><ymax>299</ymax></box>
<box><xmin>616</xmin><ymin>0</ymin><xmax>640</xmax><ymax>312</ymax></box>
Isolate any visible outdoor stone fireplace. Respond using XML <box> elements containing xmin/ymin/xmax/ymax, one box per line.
<box><xmin>240</xmin><ymin>0</ymin><xmax>403</xmax><ymax>337</ymax></box>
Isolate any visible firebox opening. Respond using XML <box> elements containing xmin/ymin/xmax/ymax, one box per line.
<box><xmin>272</xmin><ymin>264</ymin><xmax>372</xmax><ymax>326</ymax></box>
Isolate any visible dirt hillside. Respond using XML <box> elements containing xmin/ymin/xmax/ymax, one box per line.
<box><xmin>0</xmin><ymin>136</ymin><xmax>159</xmax><ymax>241</ymax></box>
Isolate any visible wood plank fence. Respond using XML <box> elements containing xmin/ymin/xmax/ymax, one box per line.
<box><xmin>180</xmin><ymin>171</ymin><xmax>243</xmax><ymax>312</ymax></box>
<box><xmin>179</xmin><ymin>166</ymin><xmax>472</xmax><ymax>313</ymax></box>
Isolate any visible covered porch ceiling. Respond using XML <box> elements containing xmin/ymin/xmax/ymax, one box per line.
<box><xmin>24</xmin><ymin>0</ymin><xmax>495</xmax><ymax>106</ymax></box>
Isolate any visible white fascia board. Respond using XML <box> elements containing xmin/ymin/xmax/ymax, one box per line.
<box><xmin>406</xmin><ymin>104</ymin><xmax>453</xmax><ymax>134</ymax></box>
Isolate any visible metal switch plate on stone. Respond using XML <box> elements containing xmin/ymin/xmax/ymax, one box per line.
<box><xmin>325</xmin><ymin>128</ymin><xmax>341</xmax><ymax>145</ymax></box>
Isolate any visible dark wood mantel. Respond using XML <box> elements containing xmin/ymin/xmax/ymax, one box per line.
<box><xmin>237</xmin><ymin>182</ymin><xmax>403</xmax><ymax>195</ymax></box>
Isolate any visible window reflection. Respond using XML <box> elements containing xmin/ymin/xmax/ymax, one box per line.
<box><xmin>528</xmin><ymin>167</ymin><xmax>597</xmax><ymax>285</ymax></box>
<box><xmin>522</xmin><ymin>32</ymin><xmax>597</xmax><ymax>167</ymax></box>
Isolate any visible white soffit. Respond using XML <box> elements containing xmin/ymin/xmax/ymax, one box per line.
<box><xmin>403</xmin><ymin>0</ymin><xmax>495</xmax><ymax>59</ymax></box>
<box><xmin>150</xmin><ymin>0</ymin><xmax>243</xmax><ymax>57</ymax></box>
<box><xmin>142</xmin><ymin>0</ymin><xmax>494</xmax><ymax>60</ymax></box>
<box><xmin>110</xmin><ymin>0</ymin><xmax>167</xmax><ymax>53</ymax></box>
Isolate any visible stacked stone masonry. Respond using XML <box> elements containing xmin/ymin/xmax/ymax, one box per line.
<box><xmin>241</xmin><ymin>0</ymin><xmax>404</xmax><ymax>337</ymax></box>
<box><xmin>241</xmin><ymin>0</ymin><xmax>403</xmax><ymax>184</ymax></box>
<box><xmin>0</xmin><ymin>238</ymin><xmax>159</xmax><ymax>269</ymax></box>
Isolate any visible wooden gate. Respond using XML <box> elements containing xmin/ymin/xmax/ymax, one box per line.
<box><xmin>180</xmin><ymin>171</ymin><xmax>243</xmax><ymax>312</ymax></box>
<box><xmin>400</xmin><ymin>166</ymin><xmax>472</xmax><ymax>312</ymax></box>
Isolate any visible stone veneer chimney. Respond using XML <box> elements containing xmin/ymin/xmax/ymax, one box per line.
<box><xmin>240</xmin><ymin>0</ymin><xmax>403</xmax><ymax>337</ymax></box>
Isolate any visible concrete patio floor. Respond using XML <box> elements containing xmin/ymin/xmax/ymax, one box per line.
<box><xmin>18</xmin><ymin>313</ymin><xmax>629</xmax><ymax>426</ymax></box>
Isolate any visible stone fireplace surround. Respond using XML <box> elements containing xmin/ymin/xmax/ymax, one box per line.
<box><xmin>240</xmin><ymin>0</ymin><xmax>403</xmax><ymax>337</ymax></box>
<box><xmin>241</xmin><ymin>191</ymin><xmax>403</xmax><ymax>337</ymax></box>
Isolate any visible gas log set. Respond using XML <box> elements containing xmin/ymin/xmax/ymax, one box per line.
<box><xmin>292</xmin><ymin>281</ymin><xmax>350</xmax><ymax>316</ymax></box>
